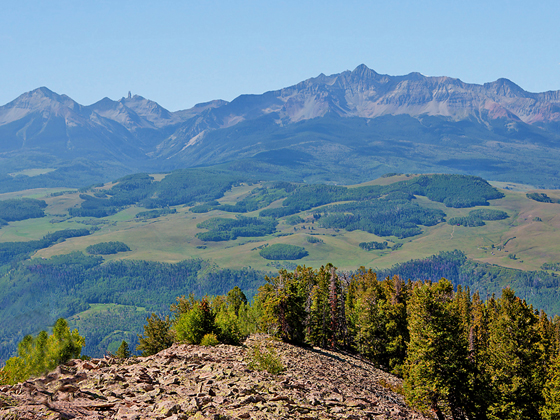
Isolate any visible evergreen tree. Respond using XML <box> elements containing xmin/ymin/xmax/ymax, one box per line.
<box><xmin>403</xmin><ymin>279</ymin><xmax>470</xmax><ymax>420</ymax></box>
<box><xmin>484</xmin><ymin>288</ymin><xmax>545</xmax><ymax>420</ymax></box>
<box><xmin>1</xmin><ymin>318</ymin><xmax>84</xmax><ymax>385</ymax></box>
<box><xmin>306</xmin><ymin>266</ymin><xmax>332</xmax><ymax>348</ymax></box>
<box><xmin>346</xmin><ymin>270</ymin><xmax>409</xmax><ymax>375</ymax></box>
<box><xmin>541</xmin><ymin>354</ymin><xmax>560</xmax><ymax>420</ymax></box>
<box><xmin>466</xmin><ymin>291</ymin><xmax>491</xmax><ymax>418</ymax></box>
<box><xmin>258</xmin><ymin>268</ymin><xmax>311</xmax><ymax>344</ymax></box>
<box><xmin>115</xmin><ymin>340</ymin><xmax>131</xmax><ymax>358</ymax></box>
<box><xmin>136</xmin><ymin>313</ymin><xmax>174</xmax><ymax>356</ymax></box>
<box><xmin>226</xmin><ymin>286</ymin><xmax>248</xmax><ymax>316</ymax></box>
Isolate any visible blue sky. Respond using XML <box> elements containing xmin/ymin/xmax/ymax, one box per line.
<box><xmin>2</xmin><ymin>0</ymin><xmax>559</xmax><ymax>111</ymax></box>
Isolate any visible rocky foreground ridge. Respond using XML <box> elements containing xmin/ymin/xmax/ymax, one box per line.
<box><xmin>0</xmin><ymin>335</ymin><xmax>429</xmax><ymax>420</ymax></box>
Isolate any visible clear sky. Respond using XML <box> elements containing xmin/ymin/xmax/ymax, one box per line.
<box><xmin>2</xmin><ymin>0</ymin><xmax>559</xmax><ymax>111</ymax></box>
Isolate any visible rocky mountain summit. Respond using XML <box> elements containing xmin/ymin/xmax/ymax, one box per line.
<box><xmin>0</xmin><ymin>335</ymin><xmax>428</xmax><ymax>419</ymax></box>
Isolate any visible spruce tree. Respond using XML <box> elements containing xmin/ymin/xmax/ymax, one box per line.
<box><xmin>484</xmin><ymin>288</ymin><xmax>545</xmax><ymax>420</ymax></box>
<box><xmin>258</xmin><ymin>267</ymin><xmax>310</xmax><ymax>344</ymax></box>
<box><xmin>115</xmin><ymin>340</ymin><xmax>131</xmax><ymax>358</ymax></box>
<box><xmin>137</xmin><ymin>313</ymin><xmax>174</xmax><ymax>356</ymax></box>
<box><xmin>403</xmin><ymin>279</ymin><xmax>470</xmax><ymax>420</ymax></box>
<box><xmin>541</xmin><ymin>354</ymin><xmax>560</xmax><ymax>420</ymax></box>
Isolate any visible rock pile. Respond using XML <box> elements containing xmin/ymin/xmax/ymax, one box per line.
<box><xmin>0</xmin><ymin>335</ymin><xmax>429</xmax><ymax>419</ymax></box>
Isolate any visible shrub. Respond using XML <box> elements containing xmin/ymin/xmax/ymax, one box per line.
<box><xmin>248</xmin><ymin>342</ymin><xmax>285</xmax><ymax>374</ymax></box>
<box><xmin>200</xmin><ymin>333</ymin><xmax>220</xmax><ymax>346</ymax></box>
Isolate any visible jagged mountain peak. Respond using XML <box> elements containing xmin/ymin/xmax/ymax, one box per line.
<box><xmin>8</xmin><ymin>86</ymin><xmax>77</xmax><ymax>109</ymax></box>
<box><xmin>0</xmin><ymin>86</ymin><xmax>82</xmax><ymax>125</ymax></box>
<box><xmin>351</xmin><ymin>63</ymin><xmax>380</xmax><ymax>79</ymax></box>
<box><xmin>484</xmin><ymin>77</ymin><xmax>529</xmax><ymax>98</ymax></box>
<box><xmin>1</xmin><ymin>67</ymin><xmax>560</xmax><ymax>187</ymax></box>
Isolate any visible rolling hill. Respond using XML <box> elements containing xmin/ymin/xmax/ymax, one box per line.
<box><xmin>1</xmin><ymin>171</ymin><xmax>560</xmax><ymax>360</ymax></box>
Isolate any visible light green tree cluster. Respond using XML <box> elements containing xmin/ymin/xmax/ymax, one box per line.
<box><xmin>1</xmin><ymin>318</ymin><xmax>84</xmax><ymax>385</ymax></box>
<box><xmin>136</xmin><ymin>287</ymin><xmax>261</xmax><ymax>356</ymax></box>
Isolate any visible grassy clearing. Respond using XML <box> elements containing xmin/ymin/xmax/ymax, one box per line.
<box><xmin>8</xmin><ymin>168</ymin><xmax>56</xmax><ymax>177</ymax></box>
<box><xmin>489</xmin><ymin>180</ymin><xmax>537</xmax><ymax>192</ymax></box>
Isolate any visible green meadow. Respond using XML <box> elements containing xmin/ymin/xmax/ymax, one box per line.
<box><xmin>1</xmin><ymin>176</ymin><xmax>558</xmax><ymax>273</ymax></box>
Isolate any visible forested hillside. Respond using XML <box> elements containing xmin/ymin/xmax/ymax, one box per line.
<box><xmin>6</xmin><ymin>264</ymin><xmax>560</xmax><ymax>419</ymax></box>
<box><xmin>0</xmin><ymin>171</ymin><xmax>559</xmax><ymax>363</ymax></box>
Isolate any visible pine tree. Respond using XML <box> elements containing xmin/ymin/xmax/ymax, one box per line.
<box><xmin>541</xmin><ymin>354</ymin><xmax>560</xmax><ymax>420</ymax></box>
<box><xmin>137</xmin><ymin>313</ymin><xmax>174</xmax><ymax>356</ymax></box>
<box><xmin>484</xmin><ymin>288</ymin><xmax>545</xmax><ymax>420</ymax></box>
<box><xmin>115</xmin><ymin>340</ymin><xmax>131</xmax><ymax>358</ymax></box>
<box><xmin>403</xmin><ymin>279</ymin><xmax>470</xmax><ymax>420</ymax></box>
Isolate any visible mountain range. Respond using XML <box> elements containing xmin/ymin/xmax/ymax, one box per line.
<box><xmin>1</xmin><ymin>64</ymin><xmax>560</xmax><ymax>189</ymax></box>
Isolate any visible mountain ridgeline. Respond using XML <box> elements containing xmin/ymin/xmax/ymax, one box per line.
<box><xmin>2</xmin><ymin>65</ymin><xmax>560</xmax><ymax>190</ymax></box>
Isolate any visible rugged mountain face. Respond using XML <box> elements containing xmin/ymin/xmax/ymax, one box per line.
<box><xmin>189</xmin><ymin>64</ymin><xmax>560</xmax><ymax>126</ymax></box>
<box><xmin>1</xmin><ymin>66</ymin><xmax>560</xmax><ymax>188</ymax></box>
<box><xmin>0</xmin><ymin>336</ymin><xmax>429</xmax><ymax>419</ymax></box>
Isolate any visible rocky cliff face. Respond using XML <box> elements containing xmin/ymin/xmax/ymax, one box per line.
<box><xmin>194</xmin><ymin>64</ymin><xmax>560</xmax><ymax>129</ymax></box>
<box><xmin>0</xmin><ymin>335</ymin><xmax>428</xmax><ymax>419</ymax></box>
<box><xmin>2</xmin><ymin>67</ymin><xmax>560</xmax><ymax>188</ymax></box>
<box><xmin>2</xmin><ymin>66</ymin><xmax>560</xmax><ymax>160</ymax></box>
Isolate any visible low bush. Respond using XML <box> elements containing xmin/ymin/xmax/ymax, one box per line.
<box><xmin>247</xmin><ymin>342</ymin><xmax>285</xmax><ymax>375</ymax></box>
<box><xmin>200</xmin><ymin>333</ymin><xmax>220</xmax><ymax>346</ymax></box>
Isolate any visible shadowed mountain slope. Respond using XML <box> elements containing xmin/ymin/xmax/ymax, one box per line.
<box><xmin>1</xmin><ymin>66</ymin><xmax>560</xmax><ymax>188</ymax></box>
